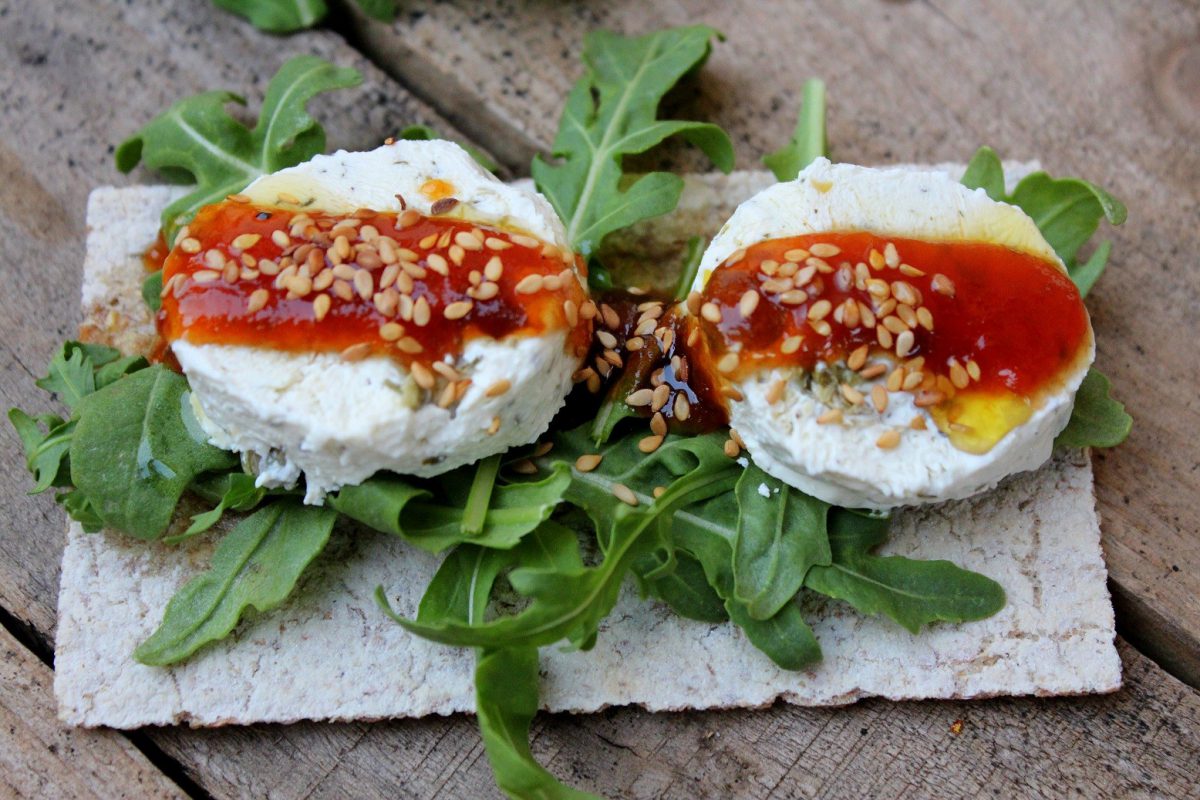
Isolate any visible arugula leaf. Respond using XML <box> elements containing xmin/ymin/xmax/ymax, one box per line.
<box><xmin>9</xmin><ymin>410</ymin><xmax>74</xmax><ymax>494</ymax></box>
<box><xmin>804</xmin><ymin>510</ymin><xmax>1005</xmax><ymax>634</ymax></box>
<box><xmin>532</xmin><ymin>26</ymin><xmax>734</xmax><ymax>270</ymax></box>
<box><xmin>142</xmin><ymin>271</ymin><xmax>164</xmax><ymax>313</ymax></box>
<box><xmin>57</xmin><ymin>489</ymin><xmax>105</xmax><ymax>533</ymax></box>
<box><xmin>135</xmin><ymin>499</ymin><xmax>337</xmax><ymax>665</ymax></box>
<box><xmin>212</xmin><ymin>0</ymin><xmax>397</xmax><ymax>32</ymax></box>
<box><xmin>960</xmin><ymin>145</ymin><xmax>1006</xmax><ymax>201</ymax></box>
<box><xmin>762</xmin><ymin>78</ymin><xmax>827</xmax><ymax>181</ymax></box>
<box><xmin>70</xmin><ymin>365</ymin><xmax>237</xmax><ymax>540</ymax></box>
<box><xmin>213</xmin><ymin>0</ymin><xmax>326</xmax><ymax>33</ymax></box>
<box><xmin>476</xmin><ymin>646</ymin><xmax>599</xmax><ymax>800</ymax></box>
<box><xmin>116</xmin><ymin>55</ymin><xmax>361</xmax><ymax>241</ymax></box>
<box><xmin>397</xmin><ymin>124</ymin><xmax>500</xmax><ymax>173</ymax></box>
<box><xmin>671</xmin><ymin>491</ymin><xmax>821</xmax><ymax>669</ymax></box>
<box><xmin>1057</xmin><ymin>368</ymin><xmax>1133</xmax><ymax>448</ymax></box>
<box><xmin>165</xmin><ymin>472</ymin><xmax>268</xmax><ymax>545</ymax></box>
<box><xmin>329</xmin><ymin>465</ymin><xmax>570</xmax><ymax>553</ymax></box>
<box><xmin>35</xmin><ymin>342</ymin><xmax>126</xmax><ymax>410</ymax></box>
<box><xmin>642</xmin><ymin>550</ymin><xmax>727</xmax><ymax>623</ymax></box>
<box><xmin>731</xmin><ymin>464</ymin><xmax>830</xmax><ymax>620</ymax></box>
<box><xmin>393</xmin><ymin>427</ymin><xmax>737</xmax><ymax>650</ymax></box>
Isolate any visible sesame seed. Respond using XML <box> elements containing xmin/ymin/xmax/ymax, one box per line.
<box><xmin>426</xmin><ymin>253</ymin><xmax>449</xmax><ymax>275</ymax></box>
<box><xmin>579</xmin><ymin>300</ymin><xmax>598</xmax><ymax>321</ymax></box>
<box><xmin>432</xmin><ymin>362</ymin><xmax>462</xmax><ymax>382</ymax></box>
<box><xmin>651</xmin><ymin>383</ymin><xmax>670</xmax><ymax>411</ymax></box>
<box><xmin>761</xmin><ymin>277</ymin><xmax>793</xmax><ymax>294</ymax></box>
<box><xmin>780</xmin><ymin>289</ymin><xmax>809</xmax><ymax>305</ymax></box>
<box><xmin>931</xmin><ymin>274</ymin><xmax>956</xmax><ymax>297</ymax></box>
<box><xmin>357</xmin><ymin>250</ymin><xmax>383</xmax><ymax>271</ymax></box>
<box><xmin>911</xmin><ymin>416</ymin><xmax>928</xmax><ymax>430</ymax></box>
<box><xmin>899</xmin><ymin>263</ymin><xmax>925</xmax><ymax>277</ymax></box>
<box><xmin>515</xmin><ymin>274</ymin><xmax>543</xmax><ymax>294</ymax></box>
<box><xmin>353</xmin><ymin>270</ymin><xmax>373</xmax><ymax>300</ymax></box>
<box><xmin>653</xmin><ymin>486</ymin><xmax>667</xmax><ymax>499</ymax></box>
<box><xmin>807</xmin><ymin>256</ymin><xmax>833</xmax><ymax>273</ymax></box>
<box><xmin>781</xmin><ymin>335</ymin><xmax>803</xmax><ymax>355</ymax></box>
<box><xmin>887</xmin><ymin>367</ymin><xmax>905</xmax><ymax>392</ymax></box>
<box><xmin>913</xmin><ymin>389</ymin><xmax>945</xmax><ymax>408</ymax></box>
<box><xmin>449</xmin><ymin>244</ymin><xmax>465</xmax><ymax>266</ymax></box>
<box><xmin>222</xmin><ymin>263</ymin><xmax>239</xmax><ymax>283</ymax></box>
<box><xmin>717</xmin><ymin>352</ymin><xmax>740</xmax><ymax>373</ymax></box>
<box><xmin>738</xmin><ymin>292</ymin><xmax>760</xmax><ymax>318</ymax></box>
<box><xmin>723</xmin><ymin>438</ymin><xmax>740</xmax><ymax>458</ymax></box>
<box><xmin>180</xmin><ymin>237</ymin><xmax>201</xmax><ymax>254</ymax></box>
<box><xmin>895</xmin><ymin>330</ymin><xmax>915</xmax><ymax>358</ymax></box>
<box><xmin>232</xmin><ymin>233</ymin><xmax>261</xmax><ymax>251</ymax></box>
<box><xmin>192</xmin><ymin>269</ymin><xmax>220</xmax><ymax>284</ymax></box>
<box><xmin>859</xmin><ymin>363</ymin><xmax>887</xmax><ymax>379</ymax></box>
<box><xmin>808</xmin><ymin>299</ymin><xmax>833</xmax><ymax>321</ymax></box>
<box><xmin>700</xmin><ymin>302</ymin><xmax>722</xmax><ymax>323</ymax></box>
<box><xmin>430</xmin><ymin>197</ymin><xmax>459</xmax><ymax>215</ymax></box>
<box><xmin>892</xmin><ymin>281</ymin><xmax>918</xmax><ymax>306</ymax></box>
<box><xmin>725</xmin><ymin>248</ymin><xmax>747</xmax><ymax>265</ymax></box>
<box><xmin>511</xmin><ymin>234</ymin><xmax>541</xmax><ymax>249</ymax></box>
<box><xmin>444</xmin><ymin>300</ymin><xmax>473</xmax><ymax>320</ymax></box>
<box><xmin>674</xmin><ymin>393</ymin><xmax>691</xmax><ymax>420</ymax></box>
<box><xmin>332</xmin><ymin>279</ymin><xmax>354</xmax><ymax>302</ymax></box>
<box><xmin>639</xmin><ymin>435</ymin><xmax>664</xmax><ymax>453</ymax></box>
<box><xmin>634</xmin><ymin>318</ymin><xmax>657</xmax><ymax>337</ymax></box>
<box><xmin>626</xmin><ymin>388</ymin><xmax>654</xmax><ymax>407</ymax></box>
<box><xmin>228</xmin><ymin>193</ymin><xmax>252</xmax><ymax>204</ymax></box>
<box><xmin>817</xmin><ymin>408</ymin><xmax>843</xmax><ymax>425</ymax></box>
<box><xmin>877</xmin><ymin>326</ymin><xmax>894</xmax><ymax>349</ymax></box>
<box><xmin>379</xmin><ymin>322</ymin><xmax>404</xmax><ymax>341</ymax></box>
<box><xmin>779</xmin><ymin>261</ymin><xmax>799</xmax><ymax>278</ymax></box>
<box><xmin>312</xmin><ymin>293</ymin><xmax>331</xmax><ymax>321</ymax></box>
<box><xmin>859</xmin><ymin>302</ymin><xmax>876</xmax><ymax>328</ymax></box>
<box><xmin>917</xmin><ymin>307</ymin><xmax>935</xmax><ymax>331</ymax></box>
<box><xmin>396</xmin><ymin>336</ymin><xmax>423</xmax><ymax>354</ymax></box>
<box><xmin>884</xmin><ymin>242</ymin><xmax>900</xmax><ymax>268</ymax></box>
<box><xmin>883</xmin><ymin>315</ymin><xmax>909</xmax><ymax>335</ymax></box>
<box><xmin>866</xmin><ymin>278</ymin><xmax>891</xmax><ymax>299</ymax></box>
<box><xmin>626</xmin><ymin>336</ymin><xmax>645</xmax><ymax>351</ymax></box>
<box><xmin>485</xmin><ymin>237</ymin><xmax>512</xmax><ymax>250</ymax></box>
<box><xmin>897</xmin><ymin>304</ymin><xmax>918</xmax><ymax>329</ymax></box>
<box><xmin>760</xmin><ymin>259</ymin><xmax>779</xmax><ymax>276</ymax></box>
<box><xmin>868</xmin><ymin>248</ymin><xmax>886</xmax><ymax>270</ymax></box>
<box><xmin>246</xmin><ymin>289</ymin><xmax>269</xmax><ymax>313</ymax></box>
<box><xmin>603</xmin><ymin>349</ymin><xmax>623</xmax><ymax>368</ymax></box>
<box><xmin>903</xmin><ymin>371</ymin><xmax>924</xmax><ymax>391</ymax></box>
<box><xmin>967</xmin><ymin>360</ymin><xmax>982</xmax><ymax>381</ymax></box>
<box><xmin>410</xmin><ymin>362</ymin><xmax>435</xmax><ymax>390</ymax></box>
<box><xmin>871</xmin><ymin>385</ymin><xmax>889</xmax><ymax>413</ymax></box>
<box><xmin>793</xmin><ymin>265</ymin><xmax>817</xmax><ymax>287</ymax></box>
<box><xmin>204</xmin><ymin>249</ymin><xmax>225</xmax><ymax>270</ymax></box>
<box><xmin>651</xmin><ymin>412</ymin><xmax>668</xmax><ymax>436</ymax></box>
<box><xmin>949</xmin><ymin>360</ymin><xmax>970</xmax><ymax>389</ymax></box>
<box><xmin>722</xmin><ymin>385</ymin><xmax>745</xmax><ymax>402</ymax></box>
<box><xmin>487</xmin><ymin>416</ymin><xmax>501</xmax><ymax>435</ymax></box>
<box><xmin>784</xmin><ymin>248</ymin><xmax>809</xmax><ymax>262</ymax></box>
<box><xmin>809</xmin><ymin>319</ymin><xmax>832</xmax><ymax>337</ymax></box>
<box><xmin>542</xmin><ymin>274</ymin><xmax>563</xmax><ymax>291</ymax></box>
<box><xmin>843</xmin><ymin>299</ymin><xmax>861</xmax><ymax>328</ymax></box>
<box><xmin>341</xmin><ymin>343</ymin><xmax>372</xmax><ymax>362</ymax></box>
<box><xmin>766</xmin><ymin>378</ymin><xmax>787</xmax><ymax>404</ymax></box>
<box><xmin>847</xmin><ymin>344</ymin><xmax>869</xmax><ymax>371</ymax></box>
<box><xmin>809</xmin><ymin>243</ymin><xmax>841</xmax><ymax>258</ymax></box>
<box><xmin>840</xmin><ymin>384</ymin><xmax>865</xmax><ymax>405</ymax></box>
<box><xmin>877</xmin><ymin>298</ymin><xmax>897</xmax><ymax>318</ymax></box>
<box><xmin>596</xmin><ymin>330</ymin><xmax>618</xmax><ymax>348</ymax></box>
<box><xmin>876</xmin><ymin>429</ymin><xmax>902</xmax><ymax>449</ymax></box>
<box><xmin>575</xmin><ymin>454</ymin><xmax>603</xmax><ymax>472</ymax></box>
<box><xmin>612</xmin><ymin>483</ymin><xmax>639</xmax><ymax>506</ymax></box>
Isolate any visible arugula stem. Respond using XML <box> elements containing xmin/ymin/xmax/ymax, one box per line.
<box><xmin>673</xmin><ymin>235</ymin><xmax>706</xmax><ymax>301</ymax></box>
<box><xmin>796</xmin><ymin>78</ymin><xmax>827</xmax><ymax>169</ymax></box>
<box><xmin>461</xmin><ymin>454</ymin><xmax>502</xmax><ymax>536</ymax></box>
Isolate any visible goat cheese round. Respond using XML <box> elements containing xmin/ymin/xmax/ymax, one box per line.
<box><xmin>691</xmin><ymin>158</ymin><xmax>1094</xmax><ymax>509</ymax></box>
<box><xmin>166</xmin><ymin>140</ymin><xmax>587</xmax><ymax>503</ymax></box>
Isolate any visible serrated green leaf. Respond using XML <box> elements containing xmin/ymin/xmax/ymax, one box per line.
<box><xmin>1008</xmin><ymin>172</ymin><xmax>1126</xmax><ymax>268</ymax></box>
<box><xmin>212</xmin><ymin>0</ymin><xmax>327</xmax><ymax>33</ymax></box>
<box><xmin>35</xmin><ymin>341</ymin><xmax>122</xmax><ymax>410</ymax></box>
<box><xmin>135</xmin><ymin>499</ymin><xmax>337</xmax><ymax>665</ymax></box>
<box><xmin>960</xmin><ymin>146</ymin><xmax>1006</xmax><ymax>201</ymax></box>
<box><xmin>8</xmin><ymin>409</ymin><xmax>74</xmax><ymax>493</ymax></box>
<box><xmin>731</xmin><ymin>464</ymin><xmax>830</xmax><ymax>620</ymax></box>
<box><xmin>642</xmin><ymin>550</ymin><xmax>728</xmax><ymax>624</ymax></box>
<box><xmin>117</xmin><ymin>55</ymin><xmax>361</xmax><ymax>241</ymax></box>
<box><xmin>532</xmin><ymin>26</ymin><xmax>734</xmax><ymax>265</ymax></box>
<box><xmin>70</xmin><ymin>365</ymin><xmax>237</xmax><ymax>539</ymax></box>
<box><xmin>57</xmin><ymin>489</ymin><xmax>104</xmax><ymax>533</ymax></box>
<box><xmin>804</xmin><ymin>510</ymin><xmax>1005</xmax><ymax>634</ymax></box>
<box><xmin>1057</xmin><ymin>368</ymin><xmax>1132</xmax><ymax>448</ymax></box>
<box><xmin>762</xmin><ymin>78</ymin><xmax>826</xmax><ymax>181</ymax></box>
<box><xmin>142</xmin><ymin>270</ymin><xmax>164</xmax><ymax>313</ymax></box>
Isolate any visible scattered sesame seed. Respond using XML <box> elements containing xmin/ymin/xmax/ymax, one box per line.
<box><xmin>884</xmin><ymin>242</ymin><xmax>900</xmax><ymax>268</ymax></box>
<box><xmin>487</xmin><ymin>416</ymin><xmax>501</xmax><ymax>435</ymax></box>
<box><xmin>949</xmin><ymin>360</ymin><xmax>970</xmax><ymax>389</ymax></box>
<box><xmin>847</xmin><ymin>344</ymin><xmax>870</xmax><ymax>371</ymax></box>
<box><xmin>651</xmin><ymin>412</ymin><xmax>668</xmax><ymax>436</ymax></box>
<box><xmin>723</xmin><ymin>438</ymin><xmax>740</xmax><ymax>458</ymax></box>
<box><xmin>596</xmin><ymin>330</ymin><xmax>618</xmax><ymax>349</ymax></box>
<box><xmin>717</xmin><ymin>352</ymin><xmax>740</xmax><ymax>373</ymax></box>
<box><xmin>379</xmin><ymin>322</ymin><xmax>404</xmax><ymax>341</ymax></box>
<box><xmin>626</xmin><ymin>388</ymin><xmax>654</xmax><ymax>407</ymax></box>
<box><xmin>653</xmin><ymin>486</ymin><xmax>667</xmax><ymax>499</ymax></box>
<box><xmin>931</xmin><ymin>273</ymin><xmax>956</xmax><ymax>297</ymax></box>
<box><xmin>444</xmin><ymin>300</ymin><xmax>473</xmax><ymax>320</ymax></box>
<box><xmin>612</xmin><ymin>483</ymin><xmax>639</xmax><ymax>506</ymax></box>
<box><xmin>872</xmin><ymin>385</ymin><xmax>889</xmax><ymax>413</ymax></box>
<box><xmin>192</xmin><ymin>269</ymin><xmax>220</xmax><ymax>283</ymax></box>
<box><xmin>626</xmin><ymin>336</ymin><xmax>645</xmax><ymax>351</ymax></box>
<box><xmin>809</xmin><ymin>319</ymin><xmax>832</xmax><ymax>337</ymax></box>
<box><xmin>840</xmin><ymin>384</ymin><xmax>865</xmax><ymax>405</ymax></box>
<box><xmin>967</xmin><ymin>359</ymin><xmax>982</xmax><ymax>382</ymax></box>
<box><xmin>639</xmin><ymin>434</ymin><xmax>664</xmax><ymax>453</ymax></box>
<box><xmin>808</xmin><ymin>299</ymin><xmax>833</xmax><ymax>321</ymax></box>
<box><xmin>859</xmin><ymin>363</ymin><xmax>887</xmax><ymax>380</ymax></box>
<box><xmin>180</xmin><ymin>237</ymin><xmax>201</xmax><ymax>254</ymax></box>
<box><xmin>515</xmin><ymin>274</ymin><xmax>543</xmax><ymax>294</ymax></box>
<box><xmin>511</xmin><ymin>458</ymin><xmax>538</xmax><ymax>474</ymax></box>
<box><xmin>895</xmin><ymin>330</ymin><xmax>915</xmax><ymax>358</ymax></box>
<box><xmin>396</xmin><ymin>336</ymin><xmax>423</xmax><ymax>354</ymax></box>
<box><xmin>781</xmin><ymin>335</ymin><xmax>803</xmax><ymax>355</ymax></box>
<box><xmin>700</xmin><ymin>302</ymin><xmax>722</xmax><ymax>323</ymax></box>
<box><xmin>766</xmin><ymin>378</ymin><xmax>787</xmax><ymax>404</ymax></box>
<box><xmin>651</xmin><ymin>383</ymin><xmax>670</xmax><ymax>412</ymax></box>
<box><xmin>575</xmin><ymin>454</ymin><xmax>603</xmax><ymax>472</ymax></box>
<box><xmin>876</xmin><ymin>429</ymin><xmax>902</xmax><ymax>449</ymax></box>
<box><xmin>817</xmin><ymin>408</ymin><xmax>843</xmax><ymax>425</ymax></box>
<box><xmin>809</xmin><ymin>242</ymin><xmax>841</xmax><ymax>258</ymax></box>
<box><xmin>232</xmin><ymin>233</ymin><xmax>261</xmax><ymax>251</ymax></box>
<box><xmin>341</xmin><ymin>342</ymin><xmax>372</xmax><ymax>362</ymax></box>
<box><xmin>784</xmin><ymin>248</ymin><xmax>809</xmax><ymax>262</ymax></box>
<box><xmin>246</xmin><ymin>289</ymin><xmax>269</xmax><ymax>313</ymax></box>
<box><xmin>910</xmin><ymin>416</ymin><xmax>928</xmax><ymax>430</ymax></box>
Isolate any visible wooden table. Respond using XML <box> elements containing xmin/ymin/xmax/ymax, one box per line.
<box><xmin>2</xmin><ymin>1</ymin><xmax>1199</xmax><ymax>796</ymax></box>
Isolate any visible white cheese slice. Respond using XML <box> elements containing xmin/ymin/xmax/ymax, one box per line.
<box><xmin>173</xmin><ymin>141</ymin><xmax>583</xmax><ymax>502</ymax></box>
<box><xmin>695</xmin><ymin>159</ymin><xmax>1094</xmax><ymax>509</ymax></box>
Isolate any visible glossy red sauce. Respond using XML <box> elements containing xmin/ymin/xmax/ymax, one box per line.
<box><xmin>159</xmin><ymin>201</ymin><xmax>590</xmax><ymax>366</ymax></box>
<box><xmin>698</xmin><ymin>233</ymin><xmax>1088</xmax><ymax>394</ymax></box>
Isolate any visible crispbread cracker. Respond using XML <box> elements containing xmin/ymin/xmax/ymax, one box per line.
<box><xmin>55</xmin><ymin>167</ymin><xmax>1121</xmax><ymax>728</ymax></box>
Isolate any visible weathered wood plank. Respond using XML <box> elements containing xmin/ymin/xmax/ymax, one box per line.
<box><xmin>345</xmin><ymin>0</ymin><xmax>1200</xmax><ymax>686</ymax></box>
<box><xmin>130</xmin><ymin>640</ymin><xmax>1200</xmax><ymax>799</ymax></box>
<box><xmin>0</xmin><ymin>625</ymin><xmax>186</xmax><ymax>799</ymax></box>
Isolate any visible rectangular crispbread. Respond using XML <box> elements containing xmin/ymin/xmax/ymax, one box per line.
<box><xmin>55</xmin><ymin>166</ymin><xmax>1121</xmax><ymax>728</ymax></box>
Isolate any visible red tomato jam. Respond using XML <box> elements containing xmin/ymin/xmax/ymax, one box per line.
<box><xmin>693</xmin><ymin>233</ymin><xmax>1092</xmax><ymax>452</ymax></box>
<box><xmin>159</xmin><ymin>200</ymin><xmax>591</xmax><ymax>367</ymax></box>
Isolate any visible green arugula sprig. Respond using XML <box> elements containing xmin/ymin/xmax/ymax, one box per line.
<box><xmin>212</xmin><ymin>0</ymin><xmax>397</xmax><ymax>34</ymax></box>
<box><xmin>532</xmin><ymin>26</ymin><xmax>735</xmax><ymax>287</ymax></box>
<box><xmin>116</xmin><ymin>55</ymin><xmax>362</xmax><ymax>244</ymax></box>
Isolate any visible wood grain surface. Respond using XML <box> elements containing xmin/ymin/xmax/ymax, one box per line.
<box><xmin>1</xmin><ymin>0</ymin><xmax>1199</xmax><ymax>797</ymax></box>
<box><xmin>348</xmin><ymin>0</ymin><xmax>1200</xmax><ymax>688</ymax></box>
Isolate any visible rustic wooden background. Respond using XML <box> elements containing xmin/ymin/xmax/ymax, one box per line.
<box><xmin>2</xmin><ymin>0</ymin><xmax>1199</xmax><ymax>797</ymax></box>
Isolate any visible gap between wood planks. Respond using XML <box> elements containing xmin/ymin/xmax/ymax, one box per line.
<box><xmin>0</xmin><ymin>603</ymin><xmax>212</xmax><ymax>800</ymax></box>
<box><xmin>321</xmin><ymin>10</ymin><xmax>1200</xmax><ymax>693</ymax></box>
